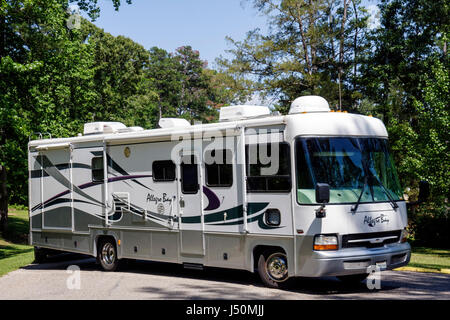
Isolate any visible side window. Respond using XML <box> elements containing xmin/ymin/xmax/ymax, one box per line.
<box><xmin>205</xmin><ymin>149</ymin><xmax>233</xmax><ymax>187</ymax></box>
<box><xmin>181</xmin><ymin>156</ymin><xmax>199</xmax><ymax>194</ymax></box>
<box><xmin>245</xmin><ymin>143</ymin><xmax>291</xmax><ymax>192</ymax></box>
<box><xmin>92</xmin><ymin>156</ymin><xmax>104</xmax><ymax>182</ymax></box>
<box><xmin>153</xmin><ymin>160</ymin><xmax>176</xmax><ymax>182</ymax></box>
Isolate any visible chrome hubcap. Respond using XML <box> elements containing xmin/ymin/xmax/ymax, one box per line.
<box><xmin>266</xmin><ymin>253</ymin><xmax>288</xmax><ymax>282</ymax></box>
<box><xmin>101</xmin><ymin>243</ymin><xmax>115</xmax><ymax>265</ymax></box>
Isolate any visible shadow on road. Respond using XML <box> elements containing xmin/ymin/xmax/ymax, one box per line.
<box><xmin>20</xmin><ymin>252</ymin><xmax>438</xmax><ymax>298</ymax></box>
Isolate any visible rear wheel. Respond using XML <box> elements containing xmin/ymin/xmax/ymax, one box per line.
<box><xmin>98</xmin><ymin>239</ymin><xmax>119</xmax><ymax>271</ymax></box>
<box><xmin>257</xmin><ymin>251</ymin><xmax>289</xmax><ymax>289</ymax></box>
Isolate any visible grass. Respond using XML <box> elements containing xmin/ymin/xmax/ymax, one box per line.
<box><xmin>404</xmin><ymin>247</ymin><xmax>450</xmax><ymax>273</ymax></box>
<box><xmin>0</xmin><ymin>206</ymin><xmax>34</xmax><ymax>277</ymax></box>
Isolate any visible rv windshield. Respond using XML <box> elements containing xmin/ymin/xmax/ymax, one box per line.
<box><xmin>295</xmin><ymin>137</ymin><xmax>403</xmax><ymax>204</ymax></box>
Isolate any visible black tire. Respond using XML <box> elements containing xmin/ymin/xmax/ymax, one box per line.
<box><xmin>337</xmin><ymin>273</ymin><xmax>369</xmax><ymax>284</ymax></box>
<box><xmin>97</xmin><ymin>238</ymin><xmax>119</xmax><ymax>272</ymax></box>
<box><xmin>34</xmin><ymin>247</ymin><xmax>48</xmax><ymax>263</ymax></box>
<box><xmin>257</xmin><ymin>251</ymin><xmax>290</xmax><ymax>289</ymax></box>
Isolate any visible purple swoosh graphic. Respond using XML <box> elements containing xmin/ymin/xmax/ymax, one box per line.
<box><xmin>203</xmin><ymin>186</ymin><xmax>221</xmax><ymax>211</ymax></box>
<box><xmin>32</xmin><ymin>175</ymin><xmax>152</xmax><ymax>212</ymax></box>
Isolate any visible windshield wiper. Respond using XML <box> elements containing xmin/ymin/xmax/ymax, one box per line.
<box><xmin>370</xmin><ymin>172</ymin><xmax>399</xmax><ymax>210</ymax></box>
<box><xmin>352</xmin><ymin>146</ymin><xmax>372</xmax><ymax>214</ymax></box>
<box><xmin>351</xmin><ymin>175</ymin><xmax>369</xmax><ymax>213</ymax></box>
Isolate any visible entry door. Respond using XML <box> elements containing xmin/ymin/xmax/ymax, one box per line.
<box><xmin>178</xmin><ymin>152</ymin><xmax>205</xmax><ymax>256</ymax></box>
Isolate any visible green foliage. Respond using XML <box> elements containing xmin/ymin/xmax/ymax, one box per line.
<box><xmin>408</xmin><ymin>205</ymin><xmax>449</xmax><ymax>249</ymax></box>
<box><xmin>217</xmin><ymin>0</ymin><xmax>371</xmax><ymax>111</ymax></box>
<box><xmin>85</xmin><ymin>21</ymin><xmax>157</xmax><ymax>126</ymax></box>
<box><xmin>0</xmin><ymin>0</ymin><xmax>448</xmax><ymax>252</ymax></box>
<box><xmin>69</xmin><ymin>0</ymin><xmax>132</xmax><ymax>20</ymax></box>
<box><xmin>218</xmin><ymin>0</ymin><xmax>449</xmax><ymax>247</ymax></box>
<box><xmin>0</xmin><ymin>0</ymin><xmax>233</xmax><ymax>205</ymax></box>
<box><xmin>0</xmin><ymin>206</ymin><xmax>34</xmax><ymax>276</ymax></box>
<box><xmin>413</xmin><ymin>59</ymin><xmax>449</xmax><ymax>202</ymax></box>
<box><xmin>361</xmin><ymin>0</ymin><xmax>449</xmax><ymax>247</ymax></box>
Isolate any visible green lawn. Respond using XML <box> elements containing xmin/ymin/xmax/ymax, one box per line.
<box><xmin>408</xmin><ymin>247</ymin><xmax>450</xmax><ymax>272</ymax></box>
<box><xmin>0</xmin><ymin>206</ymin><xmax>34</xmax><ymax>277</ymax></box>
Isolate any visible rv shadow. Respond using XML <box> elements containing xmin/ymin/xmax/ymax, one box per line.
<box><xmin>287</xmin><ymin>276</ymin><xmax>400</xmax><ymax>296</ymax></box>
<box><xmin>21</xmin><ymin>252</ymin><xmax>98</xmax><ymax>271</ymax></box>
<box><xmin>21</xmin><ymin>254</ymin><xmax>400</xmax><ymax>295</ymax></box>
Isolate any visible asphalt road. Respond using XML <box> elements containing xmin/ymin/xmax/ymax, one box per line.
<box><xmin>0</xmin><ymin>253</ymin><xmax>449</xmax><ymax>300</ymax></box>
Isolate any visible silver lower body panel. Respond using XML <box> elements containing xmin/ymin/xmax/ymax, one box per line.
<box><xmin>298</xmin><ymin>242</ymin><xmax>411</xmax><ymax>277</ymax></box>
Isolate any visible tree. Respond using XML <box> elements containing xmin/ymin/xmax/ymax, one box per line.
<box><xmin>217</xmin><ymin>0</ymin><xmax>370</xmax><ymax>112</ymax></box>
<box><xmin>0</xmin><ymin>1</ymin><xmax>233</xmax><ymax>205</ymax></box>
<box><xmin>0</xmin><ymin>1</ymin><xmax>151</xmax><ymax>204</ymax></box>
<box><xmin>0</xmin><ymin>0</ymin><xmax>98</xmax><ymax>203</ymax></box>
<box><xmin>68</xmin><ymin>0</ymin><xmax>132</xmax><ymax>20</ymax></box>
<box><xmin>173</xmin><ymin>46</ymin><xmax>217</xmax><ymax>122</ymax></box>
<box><xmin>360</xmin><ymin>0</ymin><xmax>448</xmax><ymax>123</ymax></box>
<box><xmin>85</xmin><ymin>22</ymin><xmax>156</xmax><ymax>126</ymax></box>
<box><xmin>147</xmin><ymin>46</ymin><xmax>184</xmax><ymax>121</ymax></box>
<box><xmin>361</xmin><ymin>0</ymin><xmax>449</xmax><ymax>196</ymax></box>
<box><xmin>0</xmin><ymin>165</ymin><xmax>7</xmax><ymax>233</ymax></box>
<box><xmin>147</xmin><ymin>46</ymin><xmax>233</xmax><ymax>124</ymax></box>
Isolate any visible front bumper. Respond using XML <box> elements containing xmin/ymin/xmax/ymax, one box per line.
<box><xmin>298</xmin><ymin>242</ymin><xmax>411</xmax><ymax>277</ymax></box>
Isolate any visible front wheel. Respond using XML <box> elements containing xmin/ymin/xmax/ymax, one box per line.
<box><xmin>98</xmin><ymin>239</ymin><xmax>119</xmax><ymax>271</ymax></box>
<box><xmin>257</xmin><ymin>251</ymin><xmax>289</xmax><ymax>288</ymax></box>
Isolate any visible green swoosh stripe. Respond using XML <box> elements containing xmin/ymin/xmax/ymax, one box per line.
<box><xmin>181</xmin><ymin>202</ymin><xmax>269</xmax><ymax>224</ymax></box>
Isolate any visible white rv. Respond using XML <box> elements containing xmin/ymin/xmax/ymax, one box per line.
<box><xmin>28</xmin><ymin>95</ymin><xmax>415</xmax><ymax>288</ymax></box>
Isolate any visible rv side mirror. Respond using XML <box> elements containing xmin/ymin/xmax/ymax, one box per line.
<box><xmin>418</xmin><ymin>180</ymin><xmax>430</xmax><ymax>203</ymax></box>
<box><xmin>315</xmin><ymin>183</ymin><xmax>330</xmax><ymax>204</ymax></box>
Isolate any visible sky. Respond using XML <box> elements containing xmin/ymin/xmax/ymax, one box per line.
<box><xmin>80</xmin><ymin>0</ymin><xmax>380</xmax><ymax>71</ymax></box>
<box><xmin>82</xmin><ymin>0</ymin><xmax>268</xmax><ymax>68</ymax></box>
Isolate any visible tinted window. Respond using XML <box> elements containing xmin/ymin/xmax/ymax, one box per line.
<box><xmin>153</xmin><ymin>160</ymin><xmax>176</xmax><ymax>181</ymax></box>
<box><xmin>92</xmin><ymin>157</ymin><xmax>104</xmax><ymax>182</ymax></box>
<box><xmin>245</xmin><ymin>143</ymin><xmax>291</xmax><ymax>192</ymax></box>
<box><xmin>205</xmin><ymin>149</ymin><xmax>233</xmax><ymax>187</ymax></box>
<box><xmin>295</xmin><ymin>137</ymin><xmax>403</xmax><ymax>204</ymax></box>
<box><xmin>181</xmin><ymin>156</ymin><xmax>199</xmax><ymax>194</ymax></box>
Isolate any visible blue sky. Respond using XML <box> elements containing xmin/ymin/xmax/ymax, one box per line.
<box><xmin>83</xmin><ymin>0</ymin><xmax>268</xmax><ymax>68</ymax></box>
<box><xmin>83</xmin><ymin>0</ymin><xmax>380</xmax><ymax>69</ymax></box>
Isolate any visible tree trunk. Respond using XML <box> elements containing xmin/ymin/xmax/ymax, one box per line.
<box><xmin>338</xmin><ymin>0</ymin><xmax>350</xmax><ymax>111</ymax></box>
<box><xmin>0</xmin><ymin>165</ymin><xmax>7</xmax><ymax>233</ymax></box>
<box><xmin>352</xmin><ymin>0</ymin><xmax>359</xmax><ymax>91</ymax></box>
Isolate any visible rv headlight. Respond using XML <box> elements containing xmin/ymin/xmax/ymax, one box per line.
<box><xmin>314</xmin><ymin>234</ymin><xmax>338</xmax><ymax>251</ymax></box>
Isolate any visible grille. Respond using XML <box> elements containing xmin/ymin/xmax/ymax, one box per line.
<box><xmin>342</xmin><ymin>230</ymin><xmax>401</xmax><ymax>249</ymax></box>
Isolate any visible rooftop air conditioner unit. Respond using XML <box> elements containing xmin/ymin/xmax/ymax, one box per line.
<box><xmin>158</xmin><ymin>118</ymin><xmax>191</xmax><ymax>129</ymax></box>
<box><xmin>83</xmin><ymin>122</ymin><xmax>127</xmax><ymax>135</ymax></box>
<box><xmin>289</xmin><ymin>96</ymin><xmax>330</xmax><ymax>114</ymax></box>
<box><xmin>219</xmin><ymin>105</ymin><xmax>270</xmax><ymax>122</ymax></box>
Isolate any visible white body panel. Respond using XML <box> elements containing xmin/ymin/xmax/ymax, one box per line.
<box><xmin>28</xmin><ymin>103</ymin><xmax>410</xmax><ymax>278</ymax></box>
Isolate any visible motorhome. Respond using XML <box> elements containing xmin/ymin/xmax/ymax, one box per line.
<box><xmin>28</xmin><ymin>95</ymin><xmax>414</xmax><ymax>288</ymax></box>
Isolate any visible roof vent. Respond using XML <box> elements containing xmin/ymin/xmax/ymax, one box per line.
<box><xmin>158</xmin><ymin>118</ymin><xmax>191</xmax><ymax>129</ymax></box>
<box><xmin>219</xmin><ymin>105</ymin><xmax>270</xmax><ymax>122</ymax></box>
<box><xmin>289</xmin><ymin>96</ymin><xmax>330</xmax><ymax>114</ymax></box>
<box><xmin>118</xmin><ymin>126</ymin><xmax>144</xmax><ymax>133</ymax></box>
<box><xmin>83</xmin><ymin>122</ymin><xmax>127</xmax><ymax>135</ymax></box>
